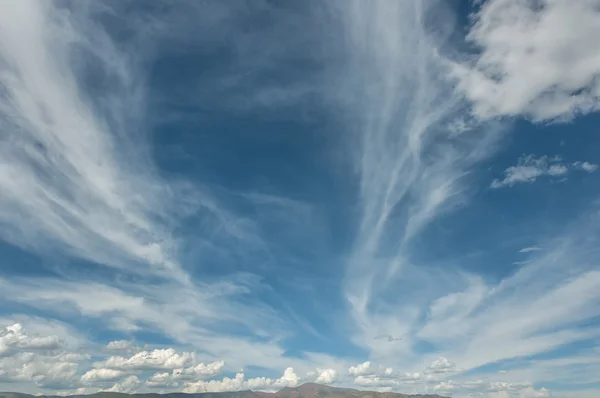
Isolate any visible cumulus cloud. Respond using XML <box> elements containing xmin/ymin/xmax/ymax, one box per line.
<box><xmin>104</xmin><ymin>375</ymin><xmax>141</xmax><ymax>393</ymax></box>
<box><xmin>172</xmin><ymin>361</ymin><xmax>225</xmax><ymax>380</ymax></box>
<box><xmin>315</xmin><ymin>368</ymin><xmax>338</xmax><ymax>384</ymax></box>
<box><xmin>0</xmin><ymin>352</ymin><xmax>81</xmax><ymax>389</ymax></box>
<box><xmin>573</xmin><ymin>161</ymin><xmax>599</xmax><ymax>173</ymax></box>
<box><xmin>491</xmin><ymin>155</ymin><xmax>598</xmax><ymax>188</ymax></box>
<box><xmin>453</xmin><ymin>0</ymin><xmax>600</xmax><ymax>122</ymax></box>
<box><xmin>81</xmin><ymin>369</ymin><xmax>125</xmax><ymax>383</ymax></box>
<box><xmin>348</xmin><ymin>361</ymin><xmax>374</xmax><ymax>376</ymax></box>
<box><xmin>425</xmin><ymin>357</ymin><xmax>458</xmax><ymax>374</ymax></box>
<box><xmin>106</xmin><ymin>340</ymin><xmax>135</xmax><ymax>351</ymax></box>
<box><xmin>183</xmin><ymin>367</ymin><xmax>300</xmax><ymax>393</ymax></box>
<box><xmin>145</xmin><ymin>360</ymin><xmax>225</xmax><ymax>388</ymax></box>
<box><xmin>0</xmin><ymin>323</ymin><xmax>64</xmax><ymax>357</ymax></box>
<box><xmin>146</xmin><ymin>372</ymin><xmax>178</xmax><ymax>389</ymax></box>
<box><xmin>97</xmin><ymin>348</ymin><xmax>194</xmax><ymax>371</ymax></box>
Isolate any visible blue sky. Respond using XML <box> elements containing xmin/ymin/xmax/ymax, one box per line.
<box><xmin>1</xmin><ymin>0</ymin><xmax>600</xmax><ymax>397</ymax></box>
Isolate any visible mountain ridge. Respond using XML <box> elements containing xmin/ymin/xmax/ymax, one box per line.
<box><xmin>0</xmin><ymin>382</ymin><xmax>448</xmax><ymax>398</ymax></box>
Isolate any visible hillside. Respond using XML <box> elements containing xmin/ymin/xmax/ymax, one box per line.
<box><xmin>0</xmin><ymin>383</ymin><xmax>447</xmax><ymax>398</ymax></box>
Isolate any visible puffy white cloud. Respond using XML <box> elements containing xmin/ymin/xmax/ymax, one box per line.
<box><xmin>81</xmin><ymin>368</ymin><xmax>125</xmax><ymax>383</ymax></box>
<box><xmin>353</xmin><ymin>375</ymin><xmax>395</xmax><ymax>388</ymax></box>
<box><xmin>425</xmin><ymin>357</ymin><xmax>457</xmax><ymax>374</ymax></box>
<box><xmin>106</xmin><ymin>340</ymin><xmax>134</xmax><ymax>351</ymax></box>
<box><xmin>315</xmin><ymin>368</ymin><xmax>338</xmax><ymax>384</ymax></box>
<box><xmin>146</xmin><ymin>372</ymin><xmax>179</xmax><ymax>389</ymax></box>
<box><xmin>0</xmin><ymin>352</ymin><xmax>81</xmax><ymax>389</ymax></box>
<box><xmin>491</xmin><ymin>155</ymin><xmax>598</xmax><ymax>188</ymax></box>
<box><xmin>172</xmin><ymin>360</ymin><xmax>225</xmax><ymax>380</ymax></box>
<box><xmin>98</xmin><ymin>348</ymin><xmax>194</xmax><ymax>371</ymax></box>
<box><xmin>0</xmin><ymin>323</ymin><xmax>64</xmax><ymax>357</ymax></box>
<box><xmin>183</xmin><ymin>367</ymin><xmax>300</xmax><ymax>393</ymax></box>
<box><xmin>432</xmin><ymin>380</ymin><xmax>456</xmax><ymax>392</ymax></box>
<box><xmin>145</xmin><ymin>360</ymin><xmax>225</xmax><ymax>388</ymax></box>
<box><xmin>348</xmin><ymin>361</ymin><xmax>373</xmax><ymax>376</ymax></box>
<box><xmin>184</xmin><ymin>372</ymin><xmax>245</xmax><ymax>393</ymax></box>
<box><xmin>453</xmin><ymin>0</ymin><xmax>600</xmax><ymax>122</ymax></box>
<box><xmin>574</xmin><ymin>161</ymin><xmax>599</xmax><ymax>173</ymax></box>
<box><xmin>105</xmin><ymin>375</ymin><xmax>141</xmax><ymax>393</ymax></box>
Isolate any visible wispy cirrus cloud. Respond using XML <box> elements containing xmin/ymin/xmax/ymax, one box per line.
<box><xmin>2</xmin><ymin>1</ymin><xmax>600</xmax><ymax>397</ymax></box>
<box><xmin>0</xmin><ymin>0</ymin><xmax>185</xmax><ymax>280</ymax></box>
<box><xmin>322</xmin><ymin>0</ymin><xmax>600</xmax><ymax>388</ymax></box>
<box><xmin>326</xmin><ymin>0</ymin><xmax>506</xmax><ymax>362</ymax></box>
<box><xmin>0</xmin><ymin>0</ymin><xmax>269</xmax><ymax>284</ymax></box>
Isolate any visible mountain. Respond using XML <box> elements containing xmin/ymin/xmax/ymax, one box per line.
<box><xmin>0</xmin><ymin>383</ymin><xmax>448</xmax><ymax>398</ymax></box>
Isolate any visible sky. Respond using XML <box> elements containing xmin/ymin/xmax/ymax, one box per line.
<box><xmin>1</xmin><ymin>0</ymin><xmax>600</xmax><ymax>397</ymax></box>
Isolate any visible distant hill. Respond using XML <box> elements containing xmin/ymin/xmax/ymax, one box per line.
<box><xmin>0</xmin><ymin>382</ymin><xmax>448</xmax><ymax>398</ymax></box>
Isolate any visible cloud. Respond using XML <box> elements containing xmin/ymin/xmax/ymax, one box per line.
<box><xmin>452</xmin><ymin>0</ymin><xmax>600</xmax><ymax>122</ymax></box>
<box><xmin>182</xmin><ymin>367</ymin><xmax>301</xmax><ymax>393</ymax></box>
<box><xmin>145</xmin><ymin>360</ymin><xmax>225</xmax><ymax>387</ymax></box>
<box><xmin>327</xmin><ymin>0</ymin><xmax>507</xmax><ymax>369</ymax></box>
<box><xmin>0</xmin><ymin>0</ymin><xmax>192</xmax><ymax>281</ymax></box>
<box><xmin>424</xmin><ymin>357</ymin><xmax>458</xmax><ymax>374</ymax></box>
<box><xmin>106</xmin><ymin>340</ymin><xmax>135</xmax><ymax>352</ymax></box>
<box><xmin>0</xmin><ymin>274</ymin><xmax>325</xmax><ymax>375</ymax></box>
<box><xmin>315</xmin><ymin>368</ymin><xmax>338</xmax><ymax>384</ymax></box>
<box><xmin>491</xmin><ymin>154</ymin><xmax>597</xmax><ymax>188</ymax></box>
<box><xmin>97</xmin><ymin>348</ymin><xmax>194</xmax><ymax>371</ymax></box>
<box><xmin>0</xmin><ymin>321</ymin><xmax>589</xmax><ymax>397</ymax></box>
<box><xmin>0</xmin><ymin>323</ymin><xmax>64</xmax><ymax>356</ymax></box>
<box><xmin>104</xmin><ymin>375</ymin><xmax>141</xmax><ymax>393</ymax></box>
<box><xmin>1</xmin><ymin>2</ymin><xmax>600</xmax><ymax>398</ymax></box>
<box><xmin>81</xmin><ymin>369</ymin><xmax>125</xmax><ymax>383</ymax></box>
<box><xmin>574</xmin><ymin>161</ymin><xmax>599</xmax><ymax>173</ymax></box>
<box><xmin>0</xmin><ymin>352</ymin><xmax>81</xmax><ymax>390</ymax></box>
<box><xmin>518</xmin><ymin>247</ymin><xmax>542</xmax><ymax>253</ymax></box>
<box><xmin>414</xmin><ymin>214</ymin><xmax>600</xmax><ymax>372</ymax></box>
<box><xmin>172</xmin><ymin>361</ymin><xmax>225</xmax><ymax>380</ymax></box>
<box><xmin>348</xmin><ymin>361</ymin><xmax>374</xmax><ymax>376</ymax></box>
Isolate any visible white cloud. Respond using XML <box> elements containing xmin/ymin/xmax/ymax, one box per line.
<box><xmin>0</xmin><ymin>275</ymin><xmax>303</xmax><ymax>373</ymax></box>
<box><xmin>183</xmin><ymin>372</ymin><xmax>245</xmax><ymax>393</ymax></box>
<box><xmin>106</xmin><ymin>340</ymin><xmax>132</xmax><ymax>351</ymax></box>
<box><xmin>145</xmin><ymin>360</ymin><xmax>225</xmax><ymax>387</ymax></box>
<box><xmin>453</xmin><ymin>0</ymin><xmax>600</xmax><ymax>122</ymax></box>
<box><xmin>329</xmin><ymin>0</ymin><xmax>508</xmax><ymax>368</ymax></box>
<box><xmin>348</xmin><ymin>361</ymin><xmax>373</xmax><ymax>376</ymax></box>
<box><xmin>315</xmin><ymin>368</ymin><xmax>338</xmax><ymax>384</ymax></box>
<box><xmin>0</xmin><ymin>352</ymin><xmax>81</xmax><ymax>389</ymax></box>
<box><xmin>104</xmin><ymin>375</ymin><xmax>141</xmax><ymax>393</ymax></box>
<box><xmin>183</xmin><ymin>367</ymin><xmax>300</xmax><ymax>393</ymax></box>
<box><xmin>0</xmin><ymin>0</ymin><xmax>191</xmax><ymax>281</ymax></box>
<box><xmin>146</xmin><ymin>372</ymin><xmax>178</xmax><ymax>389</ymax></box>
<box><xmin>518</xmin><ymin>247</ymin><xmax>542</xmax><ymax>253</ymax></box>
<box><xmin>353</xmin><ymin>375</ymin><xmax>395</xmax><ymax>388</ymax></box>
<box><xmin>425</xmin><ymin>357</ymin><xmax>457</xmax><ymax>374</ymax></box>
<box><xmin>0</xmin><ymin>323</ymin><xmax>64</xmax><ymax>357</ymax></box>
<box><xmin>574</xmin><ymin>161</ymin><xmax>599</xmax><ymax>173</ymax></box>
<box><xmin>98</xmin><ymin>348</ymin><xmax>194</xmax><ymax>371</ymax></box>
<box><xmin>1</xmin><ymin>2</ymin><xmax>600</xmax><ymax>398</ymax></box>
<box><xmin>491</xmin><ymin>155</ymin><xmax>597</xmax><ymax>188</ymax></box>
<box><xmin>81</xmin><ymin>369</ymin><xmax>125</xmax><ymax>383</ymax></box>
<box><xmin>172</xmin><ymin>360</ymin><xmax>225</xmax><ymax>380</ymax></box>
